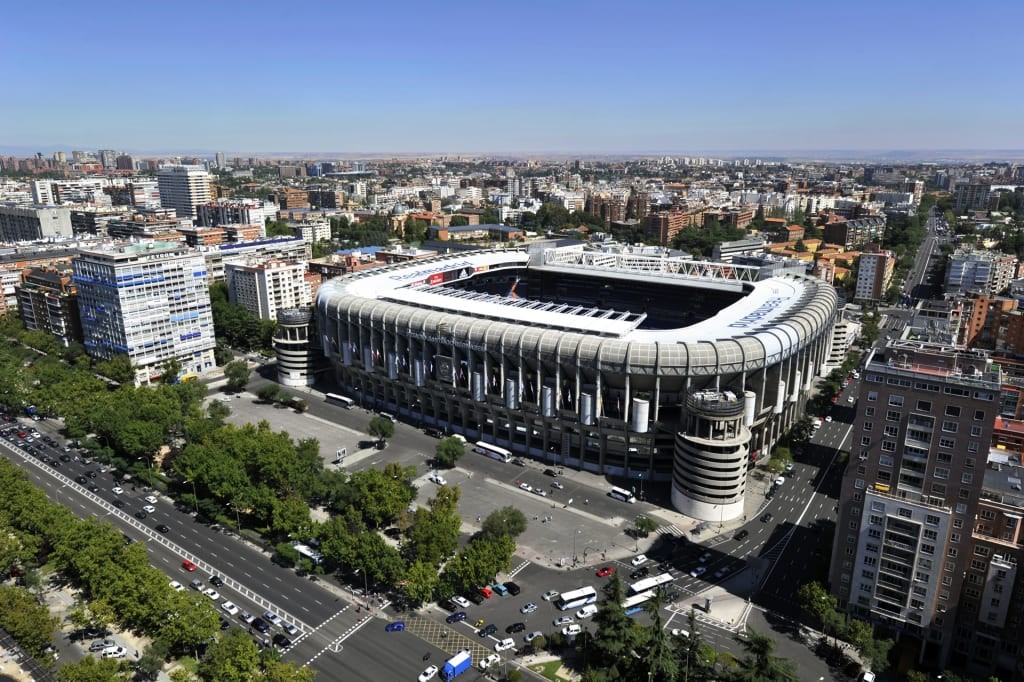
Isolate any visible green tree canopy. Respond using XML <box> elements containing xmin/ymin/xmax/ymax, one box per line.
<box><xmin>434</xmin><ymin>437</ymin><xmax>465</xmax><ymax>468</ymax></box>
<box><xmin>480</xmin><ymin>506</ymin><xmax>528</xmax><ymax>539</ymax></box>
<box><xmin>223</xmin><ymin>360</ymin><xmax>251</xmax><ymax>391</ymax></box>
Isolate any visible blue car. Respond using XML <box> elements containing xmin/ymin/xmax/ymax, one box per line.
<box><xmin>446</xmin><ymin>611</ymin><xmax>467</xmax><ymax>624</ymax></box>
<box><xmin>385</xmin><ymin>621</ymin><xmax>405</xmax><ymax>632</ymax></box>
<box><xmin>491</xmin><ymin>583</ymin><xmax>509</xmax><ymax>597</ymax></box>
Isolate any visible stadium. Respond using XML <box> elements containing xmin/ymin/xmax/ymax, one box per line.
<box><xmin>316</xmin><ymin>245</ymin><xmax>838</xmax><ymax>520</ymax></box>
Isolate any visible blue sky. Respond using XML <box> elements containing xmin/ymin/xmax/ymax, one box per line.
<box><xmin>2</xmin><ymin>0</ymin><xmax>1021</xmax><ymax>154</ymax></box>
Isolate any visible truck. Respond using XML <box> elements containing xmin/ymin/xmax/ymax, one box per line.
<box><xmin>441</xmin><ymin>649</ymin><xmax>472</xmax><ymax>681</ymax></box>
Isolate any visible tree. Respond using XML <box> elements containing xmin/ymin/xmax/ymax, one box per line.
<box><xmin>480</xmin><ymin>506</ymin><xmax>528</xmax><ymax>539</ymax></box>
<box><xmin>733</xmin><ymin>627</ymin><xmax>798</xmax><ymax>682</ymax></box>
<box><xmin>589</xmin><ymin>574</ymin><xmax>639</xmax><ymax>678</ymax></box>
<box><xmin>57</xmin><ymin>656</ymin><xmax>130</xmax><ymax>681</ymax></box>
<box><xmin>258</xmin><ymin>385</ymin><xmax>284</xmax><ymax>403</ymax></box>
<box><xmin>793</xmin><ymin>239</ymin><xmax>808</xmax><ymax>252</ymax></box>
<box><xmin>158</xmin><ymin>357</ymin><xmax>183</xmax><ymax>384</ymax></box>
<box><xmin>449</xmin><ymin>215</ymin><xmax>469</xmax><ymax>227</ymax></box>
<box><xmin>223</xmin><ymin>360</ymin><xmax>251</xmax><ymax>392</ymax></box>
<box><xmin>197</xmin><ymin>629</ymin><xmax>260</xmax><ymax>682</ymax></box>
<box><xmin>638</xmin><ymin>591</ymin><xmax>677</xmax><ymax>682</ymax></box>
<box><xmin>434</xmin><ymin>437</ymin><xmax>465</xmax><ymax>468</ymax></box>
<box><xmin>0</xmin><ymin>584</ymin><xmax>58</xmax><ymax>658</ymax></box>
<box><xmin>94</xmin><ymin>354</ymin><xmax>135</xmax><ymax>384</ymax></box>
<box><xmin>404</xmin><ymin>560</ymin><xmax>439</xmax><ymax>606</ymax></box>
<box><xmin>367</xmin><ymin>416</ymin><xmax>395</xmax><ymax>442</ymax></box>
<box><xmin>633</xmin><ymin>515</ymin><xmax>658</xmax><ymax>538</ymax></box>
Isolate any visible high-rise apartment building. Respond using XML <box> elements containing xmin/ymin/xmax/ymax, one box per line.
<box><xmin>196</xmin><ymin>199</ymin><xmax>266</xmax><ymax>228</ymax></box>
<box><xmin>945</xmin><ymin>248</ymin><xmax>1017</xmax><ymax>296</ymax></box>
<box><xmin>829</xmin><ymin>342</ymin><xmax>1002</xmax><ymax>669</ymax></box>
<box><xmin>73</xmin><ymin>242</ymin><xmax>216</xmax><ymax>385</ymax></box>
<box><xmin>15</xmin><ymin>268</ymin><xmax>82</xmax><ymax>347</ymax></box>
<box><xmin>855</xmin><ymin>246</ymin><xmax>896</xmax><ymax>302</ymax></box>
<box><xmin>225</xmin><ymin>259</ymin><xmax>312</xmax><ymax>320</ymax></box>
<box><xmin>157</xmin><ymin>165</ymin><xmax>211</xmax><ymax>221</ymax></box>
<box><xmin>0</xmin><ymin>203</ymin><xmax>73</xmax><ymax>241</ymax></box>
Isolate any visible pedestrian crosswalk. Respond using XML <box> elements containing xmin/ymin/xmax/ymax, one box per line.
<box><xmin>658</xmin><ymin>524</ymin><xmax>684</xmax><ymax>537</ymax></box>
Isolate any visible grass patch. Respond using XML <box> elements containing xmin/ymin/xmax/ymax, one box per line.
<box><xmin>529</xmin><ymin>660</ymin><xmax>571</xmax><ymax>681</ymax></box>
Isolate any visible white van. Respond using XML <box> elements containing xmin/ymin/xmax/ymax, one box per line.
<box><xmin>576</xmin><ymin>604</ymin><xmax>598</xmax><ymax>619</ymax></box>
<box><xmin>379</xmin><ymin>412</ymin><xmax>397</xmax><ymax>423</ymax></box>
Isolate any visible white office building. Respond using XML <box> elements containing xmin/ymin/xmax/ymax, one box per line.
<box><xmin>226</xmin><ymin>259</ymin><xmax>312</xmax><ymax>320</ymax></box>
<box><xmin>73</xmin><ymin>242</ymin><xmax>216</xmax><ymax>385</ymax></box>
<box><xmin>157</xmin><ymin>165</ymin><xmax>211</xmax><ymax>221</ymax></box>
<box><xmin>196</xmin><ymin>199</ymin><xmax>267</xmax><ymax>228</ymax></box>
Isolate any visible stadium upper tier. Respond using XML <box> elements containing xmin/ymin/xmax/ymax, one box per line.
<box><xmin>317</xmin><ymin>247</ymin><xmax>837</xmax><ymax>375</ymax></box>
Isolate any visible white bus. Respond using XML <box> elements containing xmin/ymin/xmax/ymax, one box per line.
<box><xmin>609</xmin><ymin>486</ymin><xmax>636</xmax><ymax>504</ymax></box>
<box><xmin>325</xmin><ymin>393</ymin><xmax>355</xmax><ymax>409</ymax></box>
<box><xmin>621</xmin><ymin>590</ymin><xmax>655</xmax><ymax>616</ymax></box>
<box><xmin>628</xmin><ymin>572</ymin><xmax>674</xmax><ymax>595</ymax></box>
<box><xmin>556</xmin><ymin>586</ymin><xmax>597</xmax><ymax>611</ymax></box>
<box><xmin>475</xmin><ymin>441</ymin><xmax>512</xmax><ymax>463</ymax></box>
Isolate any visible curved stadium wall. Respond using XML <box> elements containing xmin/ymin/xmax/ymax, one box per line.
<box><xmin>316</xmin><ymin>247</ymin><xmax>837</xmax><ymax>520</ymax></box>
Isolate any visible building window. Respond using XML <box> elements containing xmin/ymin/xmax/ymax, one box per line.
<box><xmin>861</xmin><ymin>570</ymin><xmax>875</xmax><ymax>580</ymax></box>
<box><xmin>965</xmin><ymin>457</ymin><xmax>975</xmax><ymax>469</ymax></box>
<box><xmin>931</xmin><ymin>483</ymin><xmax>946</xmax><ymax>496</ymax></box>
<box><xmin>863</xmin><ymin>556</ymin><xmax>877</xmax><ymax>567</ymax></box>
<box><xmin>865</xmin><ymin>543</ymin><xmax>879</xmax><ymax>553</ymax></box>
<box><xmin>869</xmin><ymin>514</ymin><xmax>883</xmax><ymax>526</ymax></box>
<box><xmin>881</xmin><ymin>441</ymin><xmax>896</xmax><ymax>452</ymax></box>
<box><xmin>974</xmin><ymin>409</ymin><xmax>985</xmax><ymax>421</ymax></box>
<box><xmin>877</xmin><ymin>470</ymin><xmax>892</xmax><ymax>482</ymax></box>
<box><xmin>937</xmin><ymin>452</ymin><xmax>952</xmax><ymax>463</ymax></box>
<box><xmin>959</xmin><ymin>488</ymin><xmax>970</xmax><ymax>500</ymax></box>
<box><xmin>863</xmin><ymin>422</ymin><xmax>873</xmax><ymax>431</ymax></box>
<box><xmin>953</xmin><ymin>519</ymin><xmax>963</xmax><ymax>529</ymax></box>
<box><xmin>855</xmin><ymin>479</ymin><xmax>866</xmax><ymax>489</ymax></box>
<box><xmin>849</xmin><ymin>521</ymin><xmax>859</xmax><ymax>530</ymax></box>
<box><xmin>956</xmin><ymin>503</ymin><xmax>967</xmax><ymax>514</ymax></box>
<box><xmin>950</xmin><ymin>533</ymin><xmax>960</xmax><ymax>543</ymax></box>
<box><xmin>916</xmin><ymin>400</ymin><xmax>932</xmax><ymax>412</ymax></box>
<box><xmin>871</xmin><ymin>501</ymin><xmax>885</xmax><ymax>512</ymax></box>
<box><xmin>923</xmin><ymin>528</ymin><xmax>938</xmax><ymax>540</ymax></box>
<box><xmin>853</xmin><ymin>492</ymin><xmax>863</xmax><ymax>501</ymax></box>
<box><xmin>886</xmin><ymin>410</ymin><xmax>901</xmax><ymax>422</ymax></box>
<box><xmin>921</xmin><ymin>543</ymin><xmax>935</xmax><ymax>555</ymax></box>
<box><xmin>947</xmin><ymin>548</ymin><xmax>958</xmax><ymax>558</ymax></box>
<box><xmin>860</xmin><ymin>436</ymin><xmax>871</xmax><ymax>446</ymax></box>
<box><xmin>941</xmin><ymin>420</ymin><xmax>958</xmax><ymax>433</ymax></box>
<box><xmin>867</xmin><ymin>391</ymin><xmax>878</xmax><ymax>402</ymax></box>
<box><xmin>973</xmin><ymin>545</ymin><xmax>991</xmax><ymax>557</ymax></box>
<box><xmin>889</xmin><ymin>395</ymin><xmax>905</xmax><ymax>407</ymax></box>
<box><xmin>938</xmin><ymin>437</ymin><xmax>955</xmax><ymax>449</ymax></box>
<box><xmin>934</xmin><ymin>468</ymin><xmax>949</xmax><ymax>480</ymax></box>
<box><xmin>979</xmin><ymin>509</ymin><xmax>996</xmax><ymax>521</ymax></box>
<box><xmin>879</xmin><ymin>455</ymin><xmax>894</xmax><ymax>468</ymax></box>
<box><xmin>898</xmin><ymin>508</ymin><xmax>913</xmax><ymax>519</ymax></box>
<box><xmin>967</xmin><ymin>441</ymin><xmax>979</xmax><ymax>452</ymax></box>
<box><xmin>970</xmin><ymin>425</ymin><xmax>983</xmax><ymax>437</ymax></box>
<box><xmin>945</xmin><ymin>405</ymin><xmax>961</xmax><ymax>417</ymax></box>
<box><xmin>857</xmin><ymin>465</ymin><xmax>867</xmax><ymax>475</ymax></box>
<box><xmin>865</xmin><ymin>407</ymin><xmax>875</xmax><ymax>416</ymax></box>
<box><xmin>961</xmin><ymin>473</ymin><xmax>973</xmax><ymax>484</ymax></box>
<box><xmin>884</xmin><ymin>426</ymin><xmax>899</xmax><ymax>437</ymax></box>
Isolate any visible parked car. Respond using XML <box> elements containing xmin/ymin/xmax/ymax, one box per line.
<box><xmin>102</xmin><ymin>646</ymin><xmax>128</xmax><ymax>659</ymax></box>
<box><xmin>503</xmin><ymin>581</ymin><xmax>521</xmax><ymax>596</ymax></box>
<box><xmin>181</xmin><ymin>559</ymin><xmax>197</xmax><ymax>572</ymax></box>
<box><xmin>542</xmin><ymin>590</ymin><xmax>560</xmax><ymax>601</ymax></box>
<box><xmin>477</xmin><ymin>623</ymin><xmax>497</xmax><ymax>637</ymax></box>
<box><xmin>506</xmin><ymin>622</ymin><xmax>525</xmax><ymax>634</ymax></box>
<box><xmin>451</xmin><ymin>596</ymin><xmax>471</xmax><ymax>609</ymax></box>
<box><xmin>419</xmin><ymin>664</ymin><xmax>439</xmax><ymax>682</ymax></box>
<box><xmin>553</xmin><ymin>616</ymin><xmax>574</xmax><ymax>627</ymax></box>
<box><xmin>491</xmin><ymin>583</ymin><xmax>508</xmax><ymax>597</ymax></box>
<box><xmin>446</xmin><ymin>611</ymin><xmax>467</xmax><ymax>624</ymax></box>
<box><xmin>520</xmin><ymin>602</ymin><xmax>537</xmax><ymax>614</ymax></box>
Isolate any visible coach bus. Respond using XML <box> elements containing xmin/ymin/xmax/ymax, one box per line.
<box><xmin>621</xmin><ymin>590</ymin><xmax>655</xmax><ymax>616</ymax></box>
<box><xmin>325</xmin><ymin>393</ymin><xmax>355</xmax><ymax>409</ymax></box>
<box><xmin>628</xmin><ymin>572</ymin><xmax>674</xmax><ymax>595</ymax></box>
<box><xmin>556</xmin><ymin>586</ymin><xmax>597</xmax><ymax>611</ymax></box>
<box><xmin>609</xmin><ymin>486</ymin><xmax>636</xmax><ymax>504</ymax></box>
<box><xmin>474</xmin><ymin>441</ymin><xmax>512</xmax><ymax>463</ymax></box>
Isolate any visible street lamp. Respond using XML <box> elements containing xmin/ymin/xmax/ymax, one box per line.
<box><xmin>637</xmin><ymin>472</ymin><xmax>644</xmax><ymax>501</ymax></box>
<box><xmin>573</xmin><ymin>529</ymin><xmax>581</xmax><ymax>566</ymax></box>
<box><xmin>184</xmin><ymin>479</ymin><xmax>198</xmax><ymax>514</ymax></box>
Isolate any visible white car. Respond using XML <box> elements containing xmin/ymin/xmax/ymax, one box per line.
<box><xmin>825</xmin><ymin>416</ymin><xmax>833</xmax><ymax>422</ymax></box>
<box><xmin>553</xmin><ymin>616</ymin><xmax>573</xmax><ymax>627</ymax></box>
<box><xmin>690</xmin><ymin>566</ymin><xmax>707</xmax><ymax>578</ymax></box>
<box><xmin>670</xmin><ymin>628</ymin><xmax>690</xmax><ymax>638</ymax></box>
<box><xmin>263</xmin><ymin>610</ymin><xmax>284</xmax><ymax>628</ymax></box>
<box><xmin>283</xmin><ymin>622</ymin><xmax>299</xmax><ymax>636</ymax></box>
<box><xmin>532</xmin><ymin>488</ymin><xmax>547</xmax><ymax>497</ymax></box>
<box><xmin>239</xmin><ymin>611</ymin><xmax>256</xmax><ymax>624</ymax></box>
<box><xmin>102</xmin><ymin>646</ymin><xmax>128</xmax><ymax>659</ymax></box>
<box><xmin>169</xmin><ymin>580</ymin><xmax>184</xmax><ymax>591</ymax></box>
<box><xmin>143</xmin><ymin>505</ymin><xmax>156</xmax><ymax>513</ymax></box>
<box><xmin>202</xmin><ymin>588</ymin><xmax>220</xmax><ymax>601</ymax></box>
<box><xmin>111</xmin><ymin>486</ymin><xmax>124</xmax><ymax>495</ymax></box>
<box><xmin>847</xmin><ymin>396</ymin><xmax>855</xmax><ymax>404</ymax></box>
<box><xmin>494</xmin><ymin>638</ymin><xmax>515</xmax><ymax>652</ymax></box>
<box><xmin>428</xmin><ymin>473</ymin><xmax>447</xmax><ymax>486</ymax></box>
<box><xmin>520</xmin><ymin>602</ymin><xmax>537</xmax><ymax>614</ymax></box>
<box><xmin>519</xmin><ymin>482</ymin><xmax>532</xmax><ymax>492</ymax></box>
<box><xmin>524</xmin><ymin>630</ymin><xmax>543</xmax><ymax>643</ymax></box>
<box><xmin>576</xmin><ymin>604</ymin><xmax>598</xmax><ymax>619</ymax></box>
<box><xmin>775</xmin><ymin>476</ymin><xmax>785</xmax><ymax>486</ymax></box>
<box><xmin>630</xmin><ymin>554</ymin><xmax>648</xmax><ymax>567</ymax></box>
<box><xmin>451</xmin><ymin>596</ymin><xmax>472</xmax><ymax>609</ymax></box>
<box><xmin>481</xmin><ymin>654</ymin><xmax>501</xmax><ymax>669</ymax></box>
<box><xmin>542</xmin><ymin>590</ymin><xmax>559</xmax><ymax>601</ymax></box>
<box><xmin>562</xmin><ymin>624</ymin><xmax>582</xmax><ymax>637</ymax></box>
<box><xmin>220</xmin><ymin>601</ymin><xmax>239</xmax><ymax>616</ymax></box>
<box><xmin>144</xmin><ymin>495</ymin><xmax>158</xmax><ymax>504</ymax></box>
<box><xmin>784</xmin><ymin>463</ymin><xmax>794</xmax><ymax>472</ymax></box>
<box><xmin>418</xmin><ymin>664</ymin><xmax>439</xmax><ymax>682</ymax></box>
<box><xmin>550</xmin><ymin>481</ymin><xmax>564</xmax><ymax>489</ymax></box>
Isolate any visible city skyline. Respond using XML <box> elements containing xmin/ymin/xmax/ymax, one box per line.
<box><xmin>3</xmin><ymin>0</ymin><xmax>1021</xmax><ymax>155</ymax></box>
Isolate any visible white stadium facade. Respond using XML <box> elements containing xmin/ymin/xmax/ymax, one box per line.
<box><xmin>316</xmin><ymin>245</ymin><xmax>838</xmax><ymax>521</ymax></box>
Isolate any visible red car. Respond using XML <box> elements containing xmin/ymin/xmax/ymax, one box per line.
<box><xmin>181</xmin><ymin>559</ymin><xmax>198</xmax><ymax>572</ymax></box>
<box><xmin>596</xmin><ymin>566</ymin><xmax>614</xmax><ymax>577</ymax></box>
